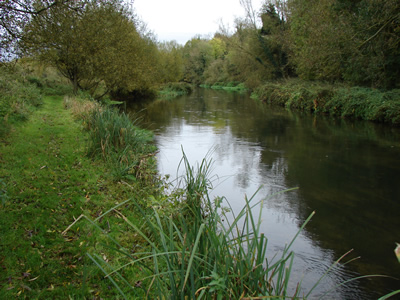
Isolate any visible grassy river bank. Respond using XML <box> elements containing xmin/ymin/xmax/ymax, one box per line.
<box><xmin>0</xmin><ymin>95</ymin><xmax>159</xmax><ymax>298</ymax></box>
<box><xmin>1</xmin><ymin>81</ymin><xmax>399</xmax><ymax>298</ymax></box>
<box><xmin>0</xmin><ymin>95</ymin><xmax>316</xmax><ymax>299</ymax></box>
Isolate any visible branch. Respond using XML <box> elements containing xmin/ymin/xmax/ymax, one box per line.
<box><xmin>358</xmin><ymin>14</ymin><xmax>399</xmax><ymax>49</ymax></box>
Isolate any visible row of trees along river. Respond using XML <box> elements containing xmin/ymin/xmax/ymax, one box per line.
<box><xmin>1</xmin><ymin>0</ymin><xmax>399</xmax><ymax>299</ymax></box>
<box><xmin>2</xmin><ymin>0</ymin><xmax>399</xmax><ymax>96</ymax></box>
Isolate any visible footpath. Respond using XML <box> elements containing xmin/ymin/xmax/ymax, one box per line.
<box><xmin>0</xmin><ymin>96</ymin><xmax>119</xmax><ymax>298</ymax></box>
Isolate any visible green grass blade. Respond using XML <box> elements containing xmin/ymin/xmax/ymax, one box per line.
<box><xmin>86</xmin><ymin>253</ymin><xmax>128</xmax><ymax>300</ymax></box>
<box><xmin>183</xmin><ymin>223</ymin><xmax>206</xmax><ymax>291</ymax></box>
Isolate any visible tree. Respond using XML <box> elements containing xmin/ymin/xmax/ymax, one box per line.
<box><xmin>21</xmin><ymin>0</ymin><xmax>157</xmax><ymax>97</ymax></box>
<box><xmin>287</xmin><ymin>0</ymin><xmax>400</xmax><ymax>88</ymax></box>
<box><xmin>182</xmin><ymin>37</ymin><xmax>213</xmax><ymax>84</ymax></box>
<box><xmin>342</xmin><ymin>0</ymin><xmax>400</xmax><ymax>88</ymax></box>
<box><xmin>287</xmin><ymin>0</ymin><xmax>353</xmax><ymax>81</ymax></box>
<box><xmin>157</xmin><ymin>41</ymin><xmax>184</xmax><ymax>83</ymax></box>
<box><xmin>0</xmin><ymin>0</ymin><xmax>81</xmax><ymax>60</ymax></box>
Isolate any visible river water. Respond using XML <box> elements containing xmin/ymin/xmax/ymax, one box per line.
<box><xmin>127</xmin><ymin>88</ymin><xmax>400</xmax><ymax>299</ymax></box>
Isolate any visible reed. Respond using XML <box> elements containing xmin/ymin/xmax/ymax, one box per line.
<box><xmin>85</xmin><ymin>151</ymin><xmax>316</xmax><ymax>299</ymax></box>
<box><xmin>85</xmin><ymin>107</ymin><xmax>156</xmax><ymax>180</ymax></box>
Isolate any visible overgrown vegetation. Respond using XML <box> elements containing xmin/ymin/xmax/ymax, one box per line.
<box><xmin>0</xmin><ymin>62</ymin><xmax>73</xmax><ymax>138</ymax></box>
<box><xmin>70</xmin><ymin>151</ymin><xmax>321</xmax><ymax>299</ymax></box>
<box><xmin>200</xmin><ymin>82</ymin><xmax>248</xmax><ymax>92</ymax></box>
<box><xmin>64</xmin><ymin>95</ymin><xmax>157</xmax><ymax>180</ymax></box>
<box><xmin>0</xmin><ymin>65</ymin><xmax>42</xmax><ymax>130</ymax></box>
<box><xmin>158</xmin><ymin>82</ymin><xmax>193</xmax><ymax>99</ymax></box>
<box><xmin>252</xmin><ymin>80</ymin><xmax>400</xmax><ymax>125</ymax></box>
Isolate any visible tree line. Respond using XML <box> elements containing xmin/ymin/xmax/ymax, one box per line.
<box><xmin>180</xmin><ymin>0</ymin><xmax>400</xmax><ymax>90</ymax></box>
<box><xmin>1</xmin><ymin>0</ymin><xmax>399</xmax><ymax>101</ymax></box>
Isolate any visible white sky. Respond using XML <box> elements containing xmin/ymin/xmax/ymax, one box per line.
<box><xmin>133</xmin><ymin>0</ymin><xmax>264</xmax><ymax>44</ymax></box>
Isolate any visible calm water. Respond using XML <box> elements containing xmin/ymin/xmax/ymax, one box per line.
<box><xmin>127</xmin><ymin>88</ymin><xmax>400</xmax><ymax>299</ymax></box>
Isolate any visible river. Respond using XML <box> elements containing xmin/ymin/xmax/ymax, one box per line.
<box><xmin>127</xmin><ymin>88</ymin><xmax>400</xmax><ymax>299</ymax></box>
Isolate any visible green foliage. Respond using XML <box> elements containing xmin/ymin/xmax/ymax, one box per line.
<box><xmin>324</xmin><ymin>87</ymin><xmax>400</xmax><ymax>124</ymax></box>
<box><xmin>201</xmin><ymin>82</ymin><xmax>248</xmax><ymax>92</ymax></box>
<box><xmin>85</xmin><ymin>106</ymin><xmax>157</xmax><ymax>180</ymax></box>
<box><xmin>0</xmin><ymin>178</ymin><xmax>8</xmax><ymax>205</ymax></box>
<box><xmin>182</xmin><ymin>37</ymin><xmax>214</xmax><ymax>84</ymax></box>
<box><xmin>83</xmin><ymin>151</ymin><xmax>322</xmax><ymax>299</ymax></box>
<box><xmin>158</xmin><ymin>82</ymin><xmax>193</xmax><ymax>99</ymax></box>
<box><xmin>287</xmin><ymin>0</ymin><xmax>400</xmax><ymax>88</ymax></box>
<box><xmin>253</xmin><ymin>80</ymin><xmax>400</xmax><ymax>124</ymax></box>
<box><xmin>22</xmin><ymin>0</ymin><xmax>159</xmax><ymax>97</ymax></box>
<box><xmin>0</xmin><ymin>64</ymin><xmax>43</xmax><ymax>137</ymax></box>
<box><xmin>156</xmin><ymin>41</ymin><xmax>184</xmax><ymax>83</ymax></box>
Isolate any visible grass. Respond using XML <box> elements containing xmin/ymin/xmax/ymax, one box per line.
<box><xmin>0</xmin><ymin>95</ymin><xmax>158</xmax><ymax>298</ymax></box>
<box><xmin>76</xmin><ymin>151</ymin><xmax>320</xmax><ymax>299</ymax></box>
<box><xmin>252</xmin><ymin>80</ymin><xmax>400</xmax><ymax>125</ymax></box>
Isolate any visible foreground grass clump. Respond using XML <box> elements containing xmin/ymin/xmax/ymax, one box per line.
<box><xmin>77</xmin><ymin>151</ymin><xmax>322</xmax><ymax>299</ymax></box>
<box><xmin>158</xmin><ymin>82</ymin><xmax>193</xmax><ymax>99</ymax></box>
<box><xmin>252</xmin><ymin>80</ymin><xmax>400</xmax><ymax>125</ymax></box>
<box><xmin>64</xmin><ymin>95</ymin><xmax>157</xmax><ymax>181</ymax></box>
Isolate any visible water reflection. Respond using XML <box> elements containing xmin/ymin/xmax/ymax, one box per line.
<box><xmin>127</xmin><ymin>88</ymin><xmax>400</xmax><ymax>299</ymax></box>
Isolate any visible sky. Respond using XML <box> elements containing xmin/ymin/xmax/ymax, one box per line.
<box><xmin>133</xmin><ymin>0</ymin><xmax>264</xmax><ymax>44</ymax></box>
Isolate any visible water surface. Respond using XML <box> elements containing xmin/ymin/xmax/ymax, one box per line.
<box><xmin>127</xmin><ymin>88</ymin><xmax>400</xmax><ymax>299</ymax></box>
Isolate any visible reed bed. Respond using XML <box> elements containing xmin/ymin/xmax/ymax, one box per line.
<box><xmin>64</xmin><ymin>95</ymin><xmax>157</xmax><ymax>180</ymax></box>
<box><xmin>84</xmin><ymin>152</ymin><xmax>318</xmax><ymax>299</ymax></box>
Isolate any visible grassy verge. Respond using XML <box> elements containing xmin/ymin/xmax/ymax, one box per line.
<box><xmin>252</xmin><ymin>80</ymin><xmax>400</xmax><ymax>125</ymax></box>
<box><xmin>0</xmin><ymin>95</ymin><xmax>158</xmax><ymax>298</ymax></box>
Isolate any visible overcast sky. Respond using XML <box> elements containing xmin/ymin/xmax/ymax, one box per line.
<box><xmin>133</xmin><ymin>0</ymin><xmax>264</xmax><ymax>44</ymax></box>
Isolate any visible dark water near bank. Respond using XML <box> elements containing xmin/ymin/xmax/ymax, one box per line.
<box><xmin>127</xmin><ymin>88</ymin><xmax>400</xmax><ymax>299</ymax></box>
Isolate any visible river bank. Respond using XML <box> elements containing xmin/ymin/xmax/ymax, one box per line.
<box><xmin>0</xmin><ymin>95</ymin><xmax>160</xmax><ymax>298</ymax></box>
<box><xmin>251</xmin><ymin>80</ymin><xmax>400</xmax><ymax>126</ymax></box>
<box><xmin>0</xmin><ymin>94</ymin><xmax>313</xmax><ymax>299</ymax></box>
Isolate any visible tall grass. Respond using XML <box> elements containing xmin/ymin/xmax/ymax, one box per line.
<box><xmin>0</xmin><ymin>65</ymin><xmax>43</xmax><ymax>137</ymax></box>
<box><xmin>64</xmin><ymin>95</ymin><xmax>157</xmax><ymax>180</ymax></box>
<box><xmin>85</xmin><ymin>106</ymin><xmax>156</xmax><ymax>180</ymax></box>
<box><xmin>83</xmin><ymin>151</ymin><xmax>319</xmax><ymax>299</ymax></box>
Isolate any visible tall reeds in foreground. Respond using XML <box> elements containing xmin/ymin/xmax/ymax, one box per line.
<box><xmin>65</xmin><ymin>95</ymin><xmax>157</xmax><ymax>180</ymax></box>
<box><xmin>85</xmin><ymin>151</ymin><xmax>318</xmax><ymax>299</ymax></box>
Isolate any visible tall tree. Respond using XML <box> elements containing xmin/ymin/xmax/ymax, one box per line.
<box><xmin>287</xmin><ymin>0</ymin><xmax>353</xmax><ymax>81</ymax></box>
<box><xmin>0</xmin><ymin>0</ymin><xmax>81</xmax><ymax>60</ymax></box>
<box><xmin>182</xmin><ymin>37</ymin><xmax>213</xmax><ymax>84</ymax></box>
<box><xmin>157</xmin><ymin>41</ymin><xmax>184</xmax><ymax>83</ymax></box>
<box><xmin>21</xmin><ymin>0</ymin><xmax>157</xmax><ymax>96</ymax></box>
